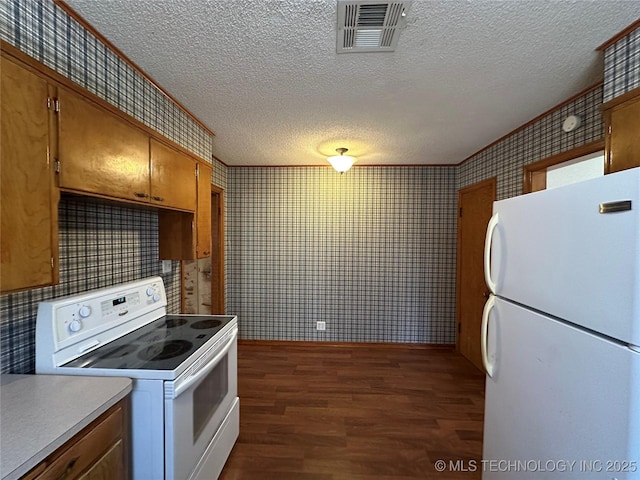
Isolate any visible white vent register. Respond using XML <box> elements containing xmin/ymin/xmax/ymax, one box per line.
<box><xmin>337</xmin><ymin>1</ymin><xmax>411</xmax><ymax>53</ymax></box>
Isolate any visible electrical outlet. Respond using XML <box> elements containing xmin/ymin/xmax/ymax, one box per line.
<box><xmin>161</xmin><ymin>260</ymin><xmax>172</xmax><ymax>274</ymax></box>
<box><xmin>316</xmin><ymin>321</ymin><xmax>326</xmax><ymax>331</ymax></box>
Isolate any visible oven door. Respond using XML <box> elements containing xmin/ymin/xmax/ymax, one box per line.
<box><xmin>164</xmin><ymin>326</ymin><xmax>238</xmax><ymax>480</ymax></box>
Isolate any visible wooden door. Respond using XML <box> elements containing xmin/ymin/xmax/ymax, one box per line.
<box><xmin>210</xmin><ymin>186</ymin><xmax>225</xmax><ymax>314</ymax></box>
<box><xmin>57</xmin><ymin>87</ymin><xmax>150</xmax><ymax>201</ymax></box>
<box><xmin>1</xmin><ymin>57</ymin><xmax>58</xmax><ymax>292</ymax></box>
<box><xmin>456</xmin><ymin>178</ymin><xmax>496</xmax><ymax>371</ymax></box>
<box><xmin>149</xmin><ymin>139</ymin><xmax>197</xmax><ymax>211</ymax></box>
<box><xmin>196</xmin><ymin>163</ymin><xmax>212</xmax><ymax>258</ymax></box>
<box><xmin>605</xmin><ymin>94</ymin><xmax>640</xmax><ymax>174</ymax></box>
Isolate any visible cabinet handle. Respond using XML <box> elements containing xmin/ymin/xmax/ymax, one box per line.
<box><xmin>134</xmin><ymin>192</ymin><xmax>149</xmax><ymax>198</ymax></box>
<box><xmin>151</xmin><ymin>196</ymin><xmax>164</xmax><ymax>202</ymax></box>
<box><xmin>202</xmin><ymin>251</ymin><xmax>210</xmax><ymax>256</ymax></box>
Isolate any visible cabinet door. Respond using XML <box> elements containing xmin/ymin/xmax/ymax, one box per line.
<box><xmin>77</xmin><ymin>440</ymin><xmax>124</xmax><ymax>480</ymax></box>
<box><xmin>196</xmin><ymin>163</ymin><xmax>212</xmax><ymax>258</ymax></box>
<box><xmin>150</xmin><ymin>139</ymin><xmax>197</xmax><ymax>211</ymax></box>
<box><xmin>1</xmin><ymin>56</ymin><xmax>57</xmax><ymax>292</ymax></box>
<box><xmin>605</xmin><ymin>95</ymin><xmax>640</xmax><ymax>174</ymax></box>
<box><xmin>57</xmin><ymin>87</ymin><xmax>150</xmax><ymax>201</ymax></box>
<box><xmin>32</xmin><ymin>402</ymin><xmax>125</xmax><ymax>480</ymax></box>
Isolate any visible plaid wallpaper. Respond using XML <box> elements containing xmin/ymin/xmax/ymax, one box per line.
<box><xmin>603</xmin><ymin>24</ymin><xmax>640</xmax><ymax>102</ymax></box>
<box><xmin>457</xmin><ymin>86</ymin><xmax>603</xmax><ymax>199</ymax></box>
<box><xmin>227</xmin><ymin>167</ymin><xmax>458</xmax><ymax>344</ymax></box>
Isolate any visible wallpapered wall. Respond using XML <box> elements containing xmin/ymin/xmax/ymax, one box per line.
<box><xmin>457</xmin><ymin>85</ymin><xmax>603</xmax><ymax>197</ymax></box>
<box><xmin>227</xmin><ymin>167</ymin><xmax>457</xmax><ymax>343</ymax></box>
<box><xmin>226</xmin><ymin>83</ymin><xmax>603</xmax><ymax>345</ymax></box>
<box><xmin>603</xmin><ymin>24</ymin><xmax>640</xmax><ymax>102</ymax></box>
<box><xmin>1</xmin><ymin>0</ymin><xmax>638</xmax><ymax>373</ymax></box>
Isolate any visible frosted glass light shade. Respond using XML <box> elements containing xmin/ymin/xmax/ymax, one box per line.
<box><xmin>327</xmin><ymin>155</ymin><xmax>356</xmax><ymax>173</ymax></box>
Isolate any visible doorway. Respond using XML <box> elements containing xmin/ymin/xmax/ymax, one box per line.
<box><xmin>181</xmin><ymin>185</ymin><xmax>225</xmax><ymax>315</ymax></box>
<box><xmin>210</xmin><ymin>186</ymin><xmax>225</xmax><ymax>314</ymax></box>
<box><xmin>456</xmin><ymin>177</ymin><xmax>496</xmax><ymax>372</ymax></box>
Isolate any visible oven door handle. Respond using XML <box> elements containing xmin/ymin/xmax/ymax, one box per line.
<box><xmin>172</xmin><ymin>327</ymin><xmax>237</xmax><ymax>399</ymax></box>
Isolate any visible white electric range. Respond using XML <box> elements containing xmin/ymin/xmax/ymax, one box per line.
<box><xmin>35</xmin><ymin>276</ymin><xmax>239</xmax><ymax>480</ymax></box>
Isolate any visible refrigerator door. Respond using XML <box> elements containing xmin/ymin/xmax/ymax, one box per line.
<box><xmin>485</xmin><ymin>167</ymin><xmax>640</xmax><ymax>346</ymax></box>
<box><xmin>482</xmin><ymin>297</ymin><xmax>640</xmax><ymax>479</ymax></box>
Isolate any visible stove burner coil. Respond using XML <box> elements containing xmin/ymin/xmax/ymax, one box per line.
<box><xmin>191</xmin><ymin>319</ymin><xmax>222</xmax><ymax>329</ymax></box>
<box><xmin>137</xmin><ymin>340</ymin><xmax>193</xmax><ymax>361</ymax></box>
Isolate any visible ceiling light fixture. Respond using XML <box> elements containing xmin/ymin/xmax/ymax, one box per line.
<box><xmin>327</xmin><ymin>147</ymin><xmax>356</xmax><ymax>173</ymax></box>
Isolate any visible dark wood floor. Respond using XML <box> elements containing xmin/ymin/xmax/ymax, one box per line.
<box><xmin>220</xmin><ymin>341</ymin><xmax>485</xmax><ymax>480</ymax></box>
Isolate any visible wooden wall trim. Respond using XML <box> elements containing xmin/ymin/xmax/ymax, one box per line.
<box><xmin>211</xmin><ymin>154</ymin><xmax>228</xmax><ymax>168</ymax></box>
<box><xmin>456</xmin><ymin>81</ymin><xmax>603</xmax><ymax>167</ymax></box>
<box><xmin>53</xmin><ymin>0</ymin><xmax>216</xmax><ymax>139</ymax></box>
<box><xmin>522</xmin><ymin>140</ymin><xmax>605</xmax><ymax>193</ymax></box>
<box><xmin>1</xmin><ymin>39</ymin><xmax>210</xmax><ymax>168</ymax></box>
<box><xmin>596</xmin><ymin>18</ymin><xmax>640</xmax><ymax>51</ymax></box>
<box><xmin>237</xmin><ymin>339</ymin><xmax>455</xmax><ymax>350</ymax></box>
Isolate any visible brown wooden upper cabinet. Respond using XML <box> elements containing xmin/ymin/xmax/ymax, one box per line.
<box><xmin>157</xmin><ymin>162</ymin><xmax>211</xmax><ymax>261</ymax></box>
<box><xmin>149</xmin><ymin>139</ymin><xmax>197</xmax><ymax>211</ymax></box>
<box><xmin>57</xmin><ymin>86</ymin><xmax>151</xmax><ymax>202</ymax></box>
<box><xmin>1</xmin><ymin>41</ymin><xmax>211</xmax><ymax>287</ymax></box>
<box><xmin>1</xmin><ymin>55</ymin><xmax>59</xmax><ymax>293</ymax></box>
<box><xmin>604</xmin><ymin>89</ymin><xmax>640</xmax><ymax>174</ymax></box>
<box><xmin>57</xmin><ymin>89</ymin><xmax>197</xmax><ymax>212</ymax></box>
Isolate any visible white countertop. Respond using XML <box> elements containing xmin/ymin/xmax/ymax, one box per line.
<box><xmin>0</xmin><ymin>374</ymin><xmax>132</xmax><ymax>480</ymax></box>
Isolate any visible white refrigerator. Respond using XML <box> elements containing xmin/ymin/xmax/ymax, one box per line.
<box><xmin>481</xmin><ymin>167</ymin><xmax>640</xmax><ymax>479</ymax></box>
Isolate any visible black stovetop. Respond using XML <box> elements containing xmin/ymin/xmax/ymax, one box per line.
<box><xmin>64</xmin><ymin>315</ymin><xmax>235</xmax><ymax>371</ymax></box>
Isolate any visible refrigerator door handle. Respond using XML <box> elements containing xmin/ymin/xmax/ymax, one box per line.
<box><xmin>484</xmin><ymin>212</ymin><xmax>499</xmax><ymax>294</ymax></box>
<box><xmin>481</xmin><ymin>294</ymin><xmax>496</xmax><ymax>378</ymax></box>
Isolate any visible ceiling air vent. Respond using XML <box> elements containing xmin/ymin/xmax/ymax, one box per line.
<box><xmin>337</xmin><ymin>0</ymin><xmax>411</xmax><ymax>53</ymax></box>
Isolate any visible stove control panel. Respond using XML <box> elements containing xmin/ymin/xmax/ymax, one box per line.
<box><xmin>100</xmin><ymin>292</ymin><xmax>140</xmax><ymax>319</ymax></box>
<box><xmin>39</xmin><ymin>277</ymin><xmax>167</xmax><ymax>351</ymax></box>
<box><xmin>145</xmin><ymin>285</ymin><xmax>162</xmax><ymax>303</ymax></box>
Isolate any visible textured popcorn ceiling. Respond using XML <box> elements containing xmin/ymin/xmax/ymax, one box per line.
<box><xmin>64</xmin><ymin>0</ymin><xmax>640</xmax><ymax>167</ymax></box>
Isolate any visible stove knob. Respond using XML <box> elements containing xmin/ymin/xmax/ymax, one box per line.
<box><xmin>146</xmin><ymin>287</ymin><xmax>155</xmax><ymax>297</ymax></box>
<box><xmin>78</xmin><ymin>305</ymin><xmax>92</xmax><ymax>318</ymax></box>
<box><xmin>69</xmin><ymin>319</ymin><xmax>82</xmax><ymax>333</ymax></box>
<box><xmin>152</xmin><ymin>293</ymin><xmax>161</xmax><ymax>302</ymax></box>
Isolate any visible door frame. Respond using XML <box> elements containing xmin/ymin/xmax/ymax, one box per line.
<box><xmin>455</xmin><ymin>177</ymin><xmax>496</xmax><ymax>364</ymax></box>
<box><xmin>211</xmin><ymin>185</ymin><xmax>225</xmax><ymax>313</ymax></box>
<box><xmin>523</xmin><ymin>140</ymin><xmax>604</xmax><ymax>193</ymax></box>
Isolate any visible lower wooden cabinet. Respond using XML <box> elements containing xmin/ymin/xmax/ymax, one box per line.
<box><xmin>77</xmin><ymin>441</ymin><xmax>123</xmax><ymax>480</ymax></box>
<box><xmin>22</xmin><ymin>399</ymin><xmax>129</xmax><ymax>480</ymax></box>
